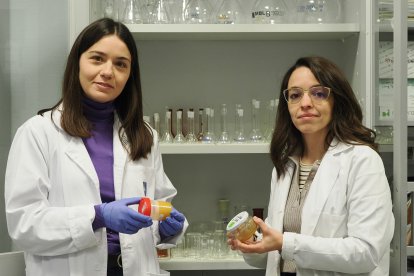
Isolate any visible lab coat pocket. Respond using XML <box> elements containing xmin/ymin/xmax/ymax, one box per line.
<box><xmin>122</xmin><ymin>165</ymin><xmax>155</xmax><ymax>198</ymax></box>
<box><xmin>315</xmin><ymin>213</ymin><xmax>347</xmax><ymax>237</ymax></box>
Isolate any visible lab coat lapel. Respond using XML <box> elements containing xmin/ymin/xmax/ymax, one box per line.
<box><xmin>65</xmin><ymin>137</ymin><xmax>99</xmax><ymax>189</ymax></box>
<box><xmin>272</xmin><ymin>163</ymin><xmax>295</xmax><ymax>231</ymax></box>
<box><xmin>113</xmin><ymin>116</ymin><xmax>128</xmax><ymax>200</ymax></box>
<box><xmin>301</xmin><ymin>147</ymin><xmax>342</xmax><ymax>235</ymax></box>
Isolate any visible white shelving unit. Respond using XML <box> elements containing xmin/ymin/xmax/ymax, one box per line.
<box><xmin>159</xmin><ymin>257</ymin><xmax>257</xmax><ymax>271</ymax></box>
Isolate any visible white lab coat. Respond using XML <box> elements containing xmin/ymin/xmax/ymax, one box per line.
<box><xmin>243</xmin><ymin>140</ymin><xmax>394</xmax><ymax>275</ymax></box>
<box><xmin>5</xmin><ymin>108</ymin><xmax>187</xmax><ymax>276</ymax></box>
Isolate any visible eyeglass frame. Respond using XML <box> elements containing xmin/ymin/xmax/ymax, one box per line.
<box><xmin>282</xmin><ymin>85</ymin><xmax>331</xmax><ymax>104</ymax></box>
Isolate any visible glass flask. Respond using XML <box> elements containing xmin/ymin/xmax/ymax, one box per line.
<box><xmin>251</xmin><ymin>0</ymin><xmax>288</xmax><ymax>24</ymax></box>
<box><xmin>164</xmin><ymin>0</ymin><xmax>185</xmax><ymax>23</ymax></box>
<box><xmin>297</xmin><ymin>0</ymin><xmax>341</xmax><ymax>24</ymax></box>
<box><xmin>184</xmin><ymin>0</ymin><xmax>212</xmax><ymax>24</ymax></box>
<box><xmin>197</xmin><ymin>108</ymin><xmax>205</xmax><ymax>141</ymax></box>
<box><xmin>161</xmin><ymin>108</ymin><xmax>174</xmax><ymax>143</ymax></box>
<box><xmin>142</xmin><ymin>0</ymin><xmax>159</xmax><ymax>23</ymax></box>
<box><xmin>202</xmin><ymin>107</ymin><xmax>215</xmax><ymax>143</ymax></box>
<box><xmin>233</xmin><ymin>104</ymin><xmax>246</xmax><ymax>143</ymax></box>
<box><xmin>218</xmin><ymin>104</ymin><xmax>230</xmax><ymax>143</ymax></box>
<box><xmin>102</xmin><ymin>0</ymin><xmax>119</xmax><ymax>20</ymax></box>
<box><xmin>120</xmin><ymin>0</ymin><xmax>145</xmax><ymax>24</ymax></box>
<box><xmin>226</xmin><ymin>211</ymin><xmax>258</xmax><ymax>242</ymax></box>
<box><xmin>153</xmin><ymin>113</ymin><xmax>161</xmax><ymax>140</ymax></box>
<box><xmin>173</xmin><ymin>109</ymin><xmax>186</xmax><ymax>143</ymax></box>
<box><xmin>152</xmin><ymin>0</ymin><xmax>170</xmax><ymax>24</ymax></box>
<box><xmin>264</xmin><ymin>99</ymin><xmax>278</xmax><ymax>141</ymax></box>
<box><xmin>249</xmin><ymin>99</ymin><xmax>263</xmax><ymax>142</ymax></box>
<box><xmin>186</xmin><ymin>109</ymin><xmax>198</xmax><ymax>142</ymax></box>
<box><xmin>214</xmin><ymin>0</ymin><xmax>244</xmax><ymax>24</ymax></box>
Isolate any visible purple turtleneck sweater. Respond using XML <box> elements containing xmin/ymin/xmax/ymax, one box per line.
<box><xmin>82</xmin><ymin>97</ymin><xmax>120</xmax><ymax>255</ymax></box>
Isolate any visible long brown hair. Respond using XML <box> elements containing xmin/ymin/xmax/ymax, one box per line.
<box><xmin>38</xmin><ymin>18</ymin><xmax>152</xmax><ymax>160</ymax></box>
<box><xmin>270</xmin><ymin>56</ymin><xmax>377</xmax><ymax>179</ymax></box>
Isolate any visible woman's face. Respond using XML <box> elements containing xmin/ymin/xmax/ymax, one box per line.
<box><xmin>286</xmin><ymin>66</ymin><xmax>334</xmax><ymax>138</ymax></box>
<box><xmin>79</xmin><ymin>35</ymin><xmax>131</xmax><ymax>103</ymax></box>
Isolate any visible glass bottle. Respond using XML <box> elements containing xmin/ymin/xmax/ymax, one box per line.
<box><xmin>249</xmin><ymin>99</ymin><xmax>263</xmax><ymax>142</ymax></box>
<box><xmin>184</xmin><ymin>0</ymin><xmax>212</xmax><ymax>24</ymax></box>
<box><xmin>202</xmin><ymin>107</ymin><xmax>215</xmax><ymax>143</ymax></box>
<box><xmin>102</xmin><ymin>0</ymin><xmax>119</xmax><ymax>20</ymax></box>
<box><xmin>173</xmin><ymin>109</ymin><xmax>185</xmax><ymax>143</ymax></box>
<box><xmin>186</xmin><ymin>108</ymin><xmax>198</xmax><ymax>142</ymax></box>
<box><xmin>218</xmin><ymin>104</ymin><xmax>230</xmax><ymax>143</ymax></box>
<box><xmin>197</xmin><ymin>108</ymin><xmax>205</xmax><ymax>141</ymax></box>
<box><xmin>233</xmin><ymin>104</ymin><xmax>246</xmax><ymax>143</ymax></box>
<box><xmin>251</xmin><ymin>0</ymin><xmax>288</xmax><ymax>24</ymax></box>
<box><xmin>214</xmin><ymin>0</ymin><xmax>244</xmax><ymax>24</ymax></box>
<box><xmin>120</xmin><ymin>0</ymin><xmax>145</xmax><ymax>24</ymax></box>
<box><xmin>161</xmin><ymin>108</ymin><xmax>174</xmax><ymax>143</ymax></box>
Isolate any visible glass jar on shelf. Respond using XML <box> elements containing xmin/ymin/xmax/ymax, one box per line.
<box><xmin>251</xmin><ymin>0</ymin><xmax>288</xmax><ymax>24</ymax></box>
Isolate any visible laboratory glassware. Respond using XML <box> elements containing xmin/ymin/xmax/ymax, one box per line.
<box><xmin>251</xmin><ymin>0</ymin><xmax>288</xmax><ymax>24</ymax></box>
<box><xmin>119</xmin><ymin>0</ymin><xmax>145</xmax><ymax>23</ymax></box>
<box><xmin>297</xmin><ymin>0</ymin><xmax>341</xmax><ymax>24</ymax></box>
<box><xmin>161</xmin><ymin>108</ymin><xmax>174</xmax><ymax>143</ymax></box>
<box><xmin>184</xmin><ymin>0</ymin><xmax>212</xmax><ymax>24</ymax></box>
<box><xmin>202</xmin><ymin>107</ymin><xmax>215</xmax><ymax>143</ymax></box>
<box><xmin>102</xmin><ymin>0</ymin><xmax>119</xmax><ymax>20</ymax></box>
<box><xmin>249</xmin><ymin>99</ymin><xmax>263</xmax><ymax>142</ymax></box>
<box><xmin>214</xmin><ymin>0</ymin><xmax>244</xmax><ymax>24</ymax></box>
<box><xmin>264</xmin><ymin>99</ymin><xmax>278</xmax><ymax>141</ymax></box>
<box><xmin>173</xmin><ymin>109</ymin><xmax>185</xmax><ymax>143</ymax></box>
<box><xmin>153</xmin><ymin>113</ymin><xmax>161</xmax><ymax>139</ymax></box>
<box><xmin>186</xmin><ymin>108</ymin><xmax>198</xmax><ymax>142</ymax></box>
<box><xmin>152</xmin><ymin>0</ymin><xmax>170</xmax><ymax>23</ymax></box>
<box><xmin>197</xmin><ymin>108</ymin><xmax>205</xmax><ymax>141</ymax></box>
<box><xmin>218</xmin><ymin>104</ymin><xmax>230</xmax><ymax>143</ymax></box>
<box><xmin>233</xmin><ymin>104</ymin><xmax>246</xmax><ymax>143</ymax></box>
<box><xmin>164</xmin><ymin>0</ymin><xmax>185</xmax><ymax>23</ymax></box>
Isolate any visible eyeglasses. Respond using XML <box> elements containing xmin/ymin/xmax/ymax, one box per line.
<box><xmin>283</xmin><ymin>86</ymin><xmax>331</xmax><ymax>104</ymax></box>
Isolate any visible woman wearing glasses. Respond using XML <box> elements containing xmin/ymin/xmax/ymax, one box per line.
<box><xmin>228</xmin><ymin>56</ymin><xmax>394</xmax><ymax>275</ymax></box>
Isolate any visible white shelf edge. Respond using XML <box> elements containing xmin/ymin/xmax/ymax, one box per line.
<box><xmin>159</xmin><ymin>143</ymin><xmax>270</xmax><ymax>154</ymax></box>
<box><xmin>159</xmin><ymin>257</ymin><xmax>262</xmax><ymax>270</ymax></box>
<box><xmin>126</xmin><ymin>23</ymin><xmax>360</xmax><ymax>40</ymax></box>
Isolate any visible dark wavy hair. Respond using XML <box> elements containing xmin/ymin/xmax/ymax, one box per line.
<box><xmin>38</xmin><ymin>18</ymin><xmax>152</xmax><ymax>160</ymax></box>
<box><xmin>270</xmin><ymin>56</ymin><xmax>377</xmax><ymax>179</ymax></box>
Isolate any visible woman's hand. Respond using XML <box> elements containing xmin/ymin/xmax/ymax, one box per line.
<box><xmin>228</xmin><ymin>217</ymin><xmax>283</xmax><ymax>254</ymax></box>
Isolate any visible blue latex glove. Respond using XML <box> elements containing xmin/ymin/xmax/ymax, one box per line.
<box><xmin>159</xmin><ymin>208</ymin><xmax>185</xmax><ymax>240</ymax></box>
<box><xmin>100</xmin><ymin>197</ymin><xmax>153</xmax><ymax>234</ymax></box>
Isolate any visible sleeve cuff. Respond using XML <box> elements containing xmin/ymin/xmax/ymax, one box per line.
<box><xmin>92</xmin><ymin>204</ymin><xmax>105</xmax><ymax>230</ymax></box>
<box><xmin>281</xmin><ymin>232</ymin><xmax>296</xmax><ymax>261</ymax></box>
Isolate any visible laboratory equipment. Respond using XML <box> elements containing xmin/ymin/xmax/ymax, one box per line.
<box><xmin>218</xmin><ymin>104</ymin><xmax>230</xmax><ymax>143</ymax></box>
<box><xmin>233</xmin><ymin>104</ymin><xmax>246</xmax><ymax>143</ymax></box>
<box><xmin>202</xmin><ymin>107</ymin><xmax>215</xmax><ymax>143</ymax></box>
<box><xmin>184</xmin><ymin>0</ymin><xmax>212</xmax><ymax>23</ymax></box>
<box><xmin>214</xmin><ymin>0</ymin><xmax>244</xmax><ymax>24</ymax></box>
<box><xmin>186</xmin><ymin>108</ymin><xmax>198</xmax><ymax>142</ymax></box>
<box><xmin>249</xmin><ymin>99</ymin><xmax>263</xmax><ymax>142</ymax></box>
<box><xmin>173</xmin><ymin>109</ymin><xmax>185</xmax><ymax>143</ymax></box>
<box><xmin>161</xmin><ymin>108</ymin><xmax>174</xmax><ymax>143</ymax></box>
<box><xmin>197</xmin><ymin>108</ymin><xmax>205</xmax><ymax>141</ymax></box>
<box><xmin>251</xmin><ymin>0</ymin><xmax>288</xmax><ymax>24</ymax></box>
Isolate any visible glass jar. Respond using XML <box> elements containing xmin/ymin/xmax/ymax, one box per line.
<box><xmin>226</xmin><ymin>211</ymin><xmax>258</xmax><ymax>242</ymax></box>
<box><xmin>138</xmin><ymin>197</ymin><xmax>172</xmax><ymax>221</ymax></box>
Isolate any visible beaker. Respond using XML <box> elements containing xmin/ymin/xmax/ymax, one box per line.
<box><xmin>214</xmin><ymin>0</ymin><xmax>244</xmax><ymax>24</ymax></box>
<box><xmin>184</xmin><ymin>0</ymin><xmax>212</xmax><ymax>24</ymax></box>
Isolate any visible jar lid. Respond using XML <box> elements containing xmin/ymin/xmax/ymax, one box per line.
<box><xmin>138</xmin><ymin>197</ymin><xmax>151</xmax><ymax>216</ymax></box>
<box><xmin>226</xmin><ymin>211</ymin><xmax>249</xmax><ymax>232</ymax></box>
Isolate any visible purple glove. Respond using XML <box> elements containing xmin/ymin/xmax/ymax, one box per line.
<box><xmin>159</xmin><ymin>208</ymin><xmax>185</xmax><ymax>240</ymax></box>
<box><xmin>100</xmin><ymin>197</ymin><xmax>153</xmax><ymax>234</ymax></box>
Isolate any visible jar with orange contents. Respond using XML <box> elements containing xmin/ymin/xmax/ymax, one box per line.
<box><xmin>226</xmin><ymin>211</ymin><xmax>258</xmax><ymax>242</ymax></box>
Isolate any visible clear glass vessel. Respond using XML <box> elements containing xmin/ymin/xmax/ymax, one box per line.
<box><xmin>161</xmin><ymin>108</ymin><xmax>174</xmax><ymax>143</ymax></box>
<box><xmin>214</xmin><ymin>0</ymin><xmax>244</xmax><ymax>24</ymax></box>
<box><xmin>249</xmin><ymin>99</ymin><xmax>263</xmax><ymax>142</ymax></box>
<box><xmin>119</xmin><ymin>0</ymin><xmax>145</xmax><ymax>24</ymax></box>
<box><xmin>264</xmin><ymin>99</ymin><xmax>278</xmax><ymax>141</ymax></box>
<box><xmin>202</xmin><ymin>107</ymin><xmax>215</xmax><ymax>143</ymax></box>
<box><xmin>197</xmin><ymin>108</ymin><xmax>205</xmax><ymax>141</ymax></box>
<box><xmin>153</xmin><ymin>113</ymin><xmax>161</xmax><ymax>141</ymax></box>
<box><xmin>218</xmin><ymin>104</ymin><xmax>230</xmax><ymax>143</ymax></box>
<box><xmin>251</xmin><ymin>0</ymin><xmax>288</xmax><ymax>24</ymax></box>
<box><xmin>184</xmin><ymin>0</ymin><xmax>212</xmax><ymax>24</ymax></box>
<box><xmin>173</xmin><ymin>109</ymin><xmax>185</xmax><ymax>143</ymax></box>
<box><xmin>233</xmin><ymin>104</ymin><xmax>246</xmax><ymax>143</ymax></box>
<box><xmin>186</xmin><ymin>108</ymin><xmax>198</xmax><ymax>142</ymax></box>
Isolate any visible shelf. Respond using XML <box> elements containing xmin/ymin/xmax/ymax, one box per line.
<box><xmin>159</xmin><ymin>257</ymin><xmax>261</xmax><ymax>270</ymax></box>
<box><xmin>126</xmin><ymin>23</ymin><xmax>360</xmax><ymax>40</ymax></box>
<box><xmin>159</xmin><ymin>143</ymin><xmax>270</xmax><ymax>154</ymax></box>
